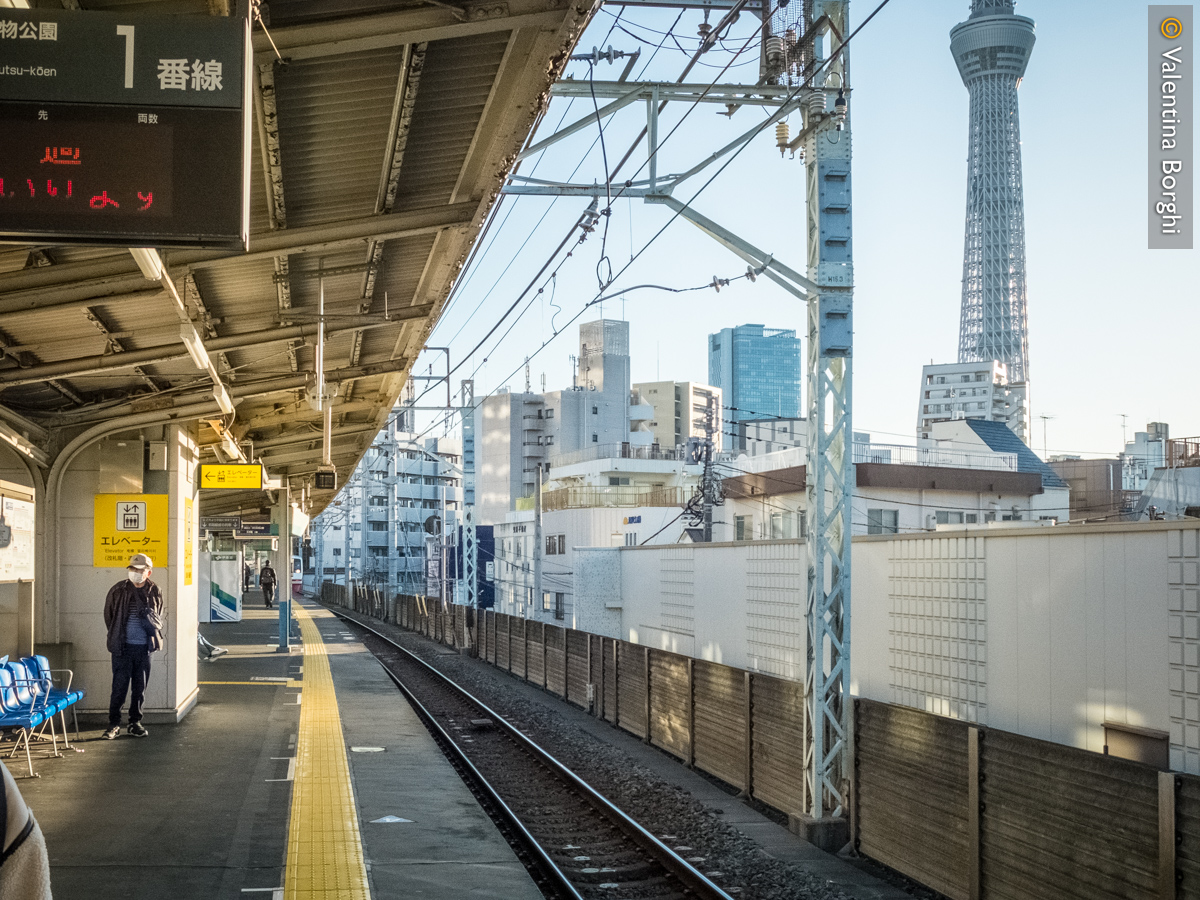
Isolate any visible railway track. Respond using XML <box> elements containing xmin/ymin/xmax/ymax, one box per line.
<box><xmin>338</xmin><ymin>612</ymin><xmax>735</xmax><ymax>900</ymax></box>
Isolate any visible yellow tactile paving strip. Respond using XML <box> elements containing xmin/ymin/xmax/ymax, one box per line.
<box><xmin>284</xmin><ymin>604</ymin><xmax>371</xmax><ymax>900</ymax></box>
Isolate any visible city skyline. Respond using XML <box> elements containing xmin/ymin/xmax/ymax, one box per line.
<box><xmin>420</xmin><ymin>0</ymin><xmax>1198</xmax><ymax>461</ymax></box>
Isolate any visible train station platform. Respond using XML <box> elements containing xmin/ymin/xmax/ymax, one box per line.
<box><xmin>3</xmin><ymin>599</ymin><xmax>540</xmax><ymax>900</ymax></box>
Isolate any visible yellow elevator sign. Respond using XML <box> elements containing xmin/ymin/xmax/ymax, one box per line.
<box><xmin>199</xmin><ymin>464</ymin><xmax>263</xmax><ymax>490</ymax></box>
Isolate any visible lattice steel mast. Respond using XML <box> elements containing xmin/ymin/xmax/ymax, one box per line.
<box><xmin>951</xmin><ymin>0</ymin><xmax>1035</xmax><ymax>383</ymax></box>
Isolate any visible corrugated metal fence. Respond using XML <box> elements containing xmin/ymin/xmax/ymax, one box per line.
<box><xmin>322</xmin><ymin>586</ymin><xmax>1200</xmax><ymax>899</ymax></box>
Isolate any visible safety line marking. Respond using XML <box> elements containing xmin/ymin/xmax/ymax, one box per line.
<box><xmin>283</xmin><ymin>604</ymin><xmax>370</xmax><ymax>899</ymax></box>
<box><xmin>198</xmin><ymin>681</ymin><xmax>303</xmax><ymax>688</ymax></box>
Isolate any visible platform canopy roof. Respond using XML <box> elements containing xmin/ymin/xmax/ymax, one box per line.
<box><xmin>0</xmin><ymin>0</ymin><xmax>592</xmax><ymax>517</ymax></box>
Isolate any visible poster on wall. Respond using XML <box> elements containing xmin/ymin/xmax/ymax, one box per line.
<box><xmin>184</xmin><ymin>497</ymin><xmax>194</xmax><ymax>586</ymax></box>
<box><xmin>93</xmin><ymin>494</ymin><xmax>169</xmax><ymax>568</ymax></box>
<box><xmin>0</xmin><ymin>495</ymin><xmax>35</xmax><ymax>581</ymax></box>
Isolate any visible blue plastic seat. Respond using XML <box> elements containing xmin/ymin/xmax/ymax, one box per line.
<box><xmin>22</xmin><ymin>655</ymin><xmax>83</xmax><ymax>744</ymax></box>
<box><xmin>0</xmin><ymin>665</ymin><xmax>49</xmax><ymax>776</ymax></box>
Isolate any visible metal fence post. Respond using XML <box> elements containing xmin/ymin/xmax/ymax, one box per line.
<box><xmin>687</xmin><ymin>658</ymin><xmax>695</xmax><ymax>769</ymax></box>
<box><xmin>740</xmin><ymin>671</ymin><xmax>752</xmax><ymax>799</ymax></box>
<box><xmin>644</xmin><ymin>646</ymin><xmax>652</xmax><ymax>744</ymax></box>
<box><xmin>1160</xmin><ymin>771</ymin><xmax>1178</xmax><ymax>900</ymax></box>
<box><xmin>968</xmin><ymin>726</ymin><xmax>981</xmax><ymax>900</ymax></box>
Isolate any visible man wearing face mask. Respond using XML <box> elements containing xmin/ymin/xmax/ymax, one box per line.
<box><xmin>102</xmin><ymin>553</ymin><xmax>165</xmax><ymax>740</ymax></box>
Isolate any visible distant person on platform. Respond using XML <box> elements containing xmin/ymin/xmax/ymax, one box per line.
<box><xmin>259</xmin><ymin>562</ymin><xmax>277</xmax><ymax>609</ymax></box>
<box><xmin>244</xmin><ymin>562</ymin><xmax>254</xmax><ymax>590</ymax></box>
<box><xmin>102</xmin><ymin>553</ymin><xmax>164</xmax><ymax>741</ymax></box>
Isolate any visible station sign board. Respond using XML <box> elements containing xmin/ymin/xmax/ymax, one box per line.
<box><xmin>0</xmin><ymin>8</ymin><xmax>249</xmax><ymax>248</ymax></box>
<box><xmin>199</xmin><ymin>463</ymin><xmax>262</xmax><ymax>490</ymax></box>
<box><xmin>200</xmin><ymin>515</ymin><xmax>242</xmax><ymax>532</ymax></box>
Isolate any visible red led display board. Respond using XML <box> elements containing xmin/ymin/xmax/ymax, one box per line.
<box><xmin>0</xmin><ymin>9</ymin><xmax>249</xmax><ymax>249</ymax></box>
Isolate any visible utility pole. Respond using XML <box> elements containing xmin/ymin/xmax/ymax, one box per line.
<box><xmin>802</xmin><ymin>1</ymin><xmax>854</xmax><ymax>837</ymax></box>
<box><xmin>702</xmin><ymin>393</ymin><xmax>715</xmax><ymax>542</ymax></box>
<box><xmin>462</xmin><ymin>379</ymin><xmax>478</xmax><ymax>609</ymax></box>
<box><xmin>534</xmin><ymin>462</ymin><xmax>543</xmax><ymax>617</ymax></box>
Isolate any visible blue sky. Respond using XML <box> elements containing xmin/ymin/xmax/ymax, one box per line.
<box><xmin>418</xmin><ymin>0</ymin><xmax>1197</xmax><ymax>459</ymax></box>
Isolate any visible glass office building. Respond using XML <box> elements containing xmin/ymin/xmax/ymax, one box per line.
<box><xmin>708</xmin><ymin>324</ymin><xmax>802</xmax><ymax>421</ymax></box>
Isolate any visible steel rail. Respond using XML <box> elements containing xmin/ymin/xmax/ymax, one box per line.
<box><xmin>336</xmin><ymin>610</ymin><xmax>735</xmax><ymax>900</ymax></box>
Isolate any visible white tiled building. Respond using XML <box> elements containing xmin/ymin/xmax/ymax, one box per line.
<box><xmin>917</xmin><ymin>361</ymin><xmax>1028</xmax><ymax>445</ymax></box>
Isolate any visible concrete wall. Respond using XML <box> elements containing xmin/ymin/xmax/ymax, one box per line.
<box><xmin>0</xmin><ymin>443</ymin><xmax>37</xmax><ymax>661</ymax></box>
<box><xmin>573</xmin><ymin>520</ymin><xmax>1200</xmax><ymax>773</ymax></box>
<box><xmin>56</xmin><ymin>424</ymin><xmax>199</xmax><ymax>722</ymax></box>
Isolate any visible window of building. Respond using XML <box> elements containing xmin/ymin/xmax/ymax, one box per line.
<box><xmin>975</xmin><ymin>373</ymin><xmax>986</xmax><ymax>381</ymax></box>
<box><xmin>735</xmin><ymin>515</ymin><xmax>749</xmax><ymax>541</ymax></box>
<box><xmin>624</xmin><ymin>532</ymin><xmax>638</xmax><ymax>546</ymax></box>
<box><xmin>965</xmin><ymin>514</ymin><xmax>978</xmax><ymax>524</ymax></box>
<box><xmin>351</xmin><ymin>522</ymin><xmax>361</xmax><ymax>531</ymax></box>
<box><xmin>369</xmin><ymin>546</ymin><xmax>387</xmax><ymax>558</ymax></box>
<box><xmin>555</xmin><ymin>592</ymin><xmax>565</xmax><ymax>620</ymax></box>
<box><xmin>350</xmin><ymin>549</ymin><xmax>361</xmax><ymax>558</ymax></box>
<box><xmin>369</xmin><ymin>495</ymin><xmax>388</xmax><ymax>507</ymax></box>
<box><xmin>592</xmin><ymin>433</ymin><xmax>598</xmax><ymax>443</ymax></box>
<box><xmin>592</xmin><ymin>405</ymin><xmax>598</xmax><ymax>415</ymax></box>
<box><xmin>935</xmin><ymin>511</ymin><xmax>964</xmax><ymax>525</ymax></box>
<box><xmin>608</xmin><ymin>476</ymin><xmax>630</xmax><ymax>486</ymax></box>
<box><xmin>543</xmin><ymin>591</ymin><xmax>553</xmax><ymax>611</ymax></box>
<box><xmin>546</xmin><ymin>535</ymin><xmax>558</xmax><ymax>555</ymax></box>
<box><xmin>936</xmin><ymin>376</ymin><xmax>946</xmax><ymax>384</ymax></box>
<box><xmin>557</xmin><ymin>534</ymin><xmax>566</xmax><ymax>554</ymax></box>
<box><xmin>546</xmin><ymin>435</ymin><xmax>555</xmax><ymax>444</ymax></box>
<box><xmin>333</xmin><ymin>548</ymin><xmax>342</xmax><ymax>557</ymax></box>
<box><xmin>546</xmin><ymin>408</ymin><xmax>555</xmax><ymax>418</ymax></box>
<box><xmin>867</xmin><ymin>509</ymin><xmax>899</xmax><ymax>535</ymax></box>
<box><xmin>369</xmin><ymin>521</ymin><xmax>387</xmax><ymax>532</ymax></box>
<box><xmin>961</xmin><ymin>375</ymin><xmax>970</xmax><ymax>382</ymax></box>
<box><xmin>1002</xmin><ymin>513</ymin><xmax>1023</xmax><ymax>521</ymax></box>
<box><xmin>332</xmin><ymin>525</ymin><xmax>342</xmax><ymax>531</ymax></box>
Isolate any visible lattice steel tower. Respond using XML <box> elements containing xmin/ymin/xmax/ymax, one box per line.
<box><xmin>951</xmin><ymin>0</ymin><xmax>1035</xmax><ymax>383</ymax></box>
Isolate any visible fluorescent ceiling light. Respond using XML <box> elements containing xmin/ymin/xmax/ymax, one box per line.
<box><xmin>129</xmin><ymin>247</ymin><xmax>164</xmax><ymax>281</ymax></box>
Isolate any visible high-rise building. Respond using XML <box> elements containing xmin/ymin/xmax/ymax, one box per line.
<box><xmin>707</xmin><ymin>325</ymin><xmax>802</xmax><ymax>422</ymax></box>
<box><xmin>951</xmin><ymin>0</ymin><xmax>1036</xmax><ymax>383</ymax></box>
<box><xmin>633</xmin><ymin>381</ymin><xmax>723</xmax><ymax>453</ymax></box>
<box><xmin>917</xmin><ymin>361</ymin><xmax>1028</xmax><ymax>444</ymax></box>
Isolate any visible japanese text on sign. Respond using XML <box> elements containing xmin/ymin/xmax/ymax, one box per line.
<box><xmin>94</xmin><ymin>493</ymin><xmax>169</xmax><ymax>568</ymax></box>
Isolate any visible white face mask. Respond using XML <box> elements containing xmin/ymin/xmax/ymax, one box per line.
<box><xmin>128</xmin><ymin>570</ymin><xmax>148</xmax><ymax>586</ymax></box>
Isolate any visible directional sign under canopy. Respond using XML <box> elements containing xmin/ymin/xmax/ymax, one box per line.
<box><xmin>0</xmin><ymin>8</ymin><xmax>249</xmax><ymax>248</ymax></box>
<box><xmin>199</xmin><ymin>464</ymin><xmax>262</xmax><ymax>490</ymax></box>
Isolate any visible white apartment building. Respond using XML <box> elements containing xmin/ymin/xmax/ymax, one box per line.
<box><xmin>716</xmin><ymin>418</ymin><xmax>1069</xmax><ymax>541</ymax></box>
<box><xmin>633</xmin><ymin>380</ymin><xmax>723</xmax><ymax>453</ymax></box>
<box><xmin>308</xmin><ymin>421</ymin><xmax>462</xmax><ymax>596</ymax></box>
<box><xmin>917</xmin><ymin>361</ymin><xmax>1028</xmax><ymax>445</ymax></box>
<box><xmin>1123</xmin><ymin>422</ymin><xmax>1170</xmax><ymax>491</ymax></box>
<box><xmin>490</xmin><ymin>445</ymin><xmax>702</xmax><ymax>622</ymax></box>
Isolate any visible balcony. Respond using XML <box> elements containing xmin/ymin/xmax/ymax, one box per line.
<box><xmin>542</xmin><ymin>485</ymin><xmax>691</xmax><ymax>511</ymax></box>
<box><xmin>852</xmin><ymin>441</ymin><xmax>1018</xmax><ymax>472</ymax></box>
<box><xmin>550</xmin><ymin>442</ymin><xmax>684</xmax><ymax>468</ymax></box>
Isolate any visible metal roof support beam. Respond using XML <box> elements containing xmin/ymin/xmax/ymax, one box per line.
<box><xmin>0</xmin><ymin>317</ymin><xmax>417</xmax><ymax>387</ymax></box>
<box><xmin>0</xmin><ymin>204</ymin><xmax>477</xmax><ymax>311</ymax></box>
<box><xmin>251</xmin><ymin>5</ymin><xmax>569</xmax><ymax>62</ymax></box>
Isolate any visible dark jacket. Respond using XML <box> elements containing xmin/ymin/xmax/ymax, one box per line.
<box><xmin>259</xmin><ymin>565</ymin><xmax>277</xmax><ymax>588</ymax></box>
<box><xmin>103</xmin><ymin>579</ymin><xmax>165</xmax><ymax>653</ymax></box>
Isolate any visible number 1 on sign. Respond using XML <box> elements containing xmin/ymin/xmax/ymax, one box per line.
<box><xmin>117</xmin><ymin>25</ymin><xmax>135</xmax><ymax>89</ymax></box>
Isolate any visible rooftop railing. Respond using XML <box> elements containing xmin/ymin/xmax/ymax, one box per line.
<box><xmin>549</xmin><ymin>442</ymin><xmax>686</xmax><ymax>468</ymax></box>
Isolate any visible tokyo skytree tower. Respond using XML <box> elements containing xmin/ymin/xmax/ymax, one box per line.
<box><xmin>951</xmin><ymin>0</ymin><xmax>1036</xmax><ymax>383</ymax></box>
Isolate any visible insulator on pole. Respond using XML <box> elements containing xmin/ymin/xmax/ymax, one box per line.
<box><xmin>833</xmin><ymin>88</ymin><xmax>847</xmax><ymax>129</ymax></box>
<box><xmin>807</xmin><ymin>89</ymin><xmax>827</xmax><ymax>117</ymax></box>
<box><xmin>764</xmin><ymin>35</ymin><xmax>785</xmax><ymax>81</ymax></box>
<box><xmin>775</xmin><ymin>121</ymin><xmax>790</xmax><ymax>156</ymax></box>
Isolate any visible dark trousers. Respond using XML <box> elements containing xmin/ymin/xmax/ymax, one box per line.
<box><xmin>109</xmin><ymin>644</ymin><xmax>151</xmax><ymax>727</ymax></box>
<box><xmin>262</xmin><ymin>583</ymin><xmax>276</xmax><ymax>607</ymax></box>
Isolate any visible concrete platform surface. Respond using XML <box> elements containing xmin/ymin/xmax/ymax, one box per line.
<box><xmin>3</xmin><ymin>600</ymin><xmax>538</xmax><ymax>900</ymax></box>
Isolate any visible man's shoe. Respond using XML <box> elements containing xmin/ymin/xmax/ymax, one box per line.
<box><xmin>128</xmin><ymin>723</ymin><xmax>148</xmax><ymax>738</ymax></box>
<box><xmin>102</xmin><ymin>725</ymin><xmax>120</xmax><ymax>740</ymax></box>
<box><xmin>208</xmin><ymin>647</ymin><xmax>228</xmax><ymax>659</ymax></box>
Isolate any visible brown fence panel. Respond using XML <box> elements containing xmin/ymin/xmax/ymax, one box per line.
<box><xmin>510</xmin><ymin>616</ymin><xmax>527</xmax><ymax>678</ymax></box>
<box><xmin>488</xmin><ymin>611</ymin><xmax>497</xmax><ymax>664</ymax></box>
<box><xmin>527</xmin><ymin>621</ymin><xmax>546</xmax><ymax>686</ymax></box>
<box><xmin>496</xmin><ymin>614</ymin><xmax>510</xmax><ymax>671</ymax></box>
<box><xmin>566</xmin><ymin>630</ymin><xmax>590</xmax><ymax>709</ymax></box>
<box><xmin>648</xmin><ymin>650</ymin><xmax>690</xmax><ymax>761</ymax></box>
<box><xmin>854</xmin><ymin>700</ymin><xmax>969</xmax><ymax>900</ymax></box>
<box><xmin>750</xmin><ymin>675</ymin><xmax>805</xmax><ymax>815</ymax></box>
<box><xmin>545</xmin><ymin>625</ymin><xmax>567</xmax><ymax>697</ymax></box>
<box><xmin>616</xmin><ymin>642</ymin><xmax>647</xmax><ymax>739</ymax></box>
<box><xmin>980</xmin><ymin>729</ymin><xmax>1160</xmax><ymax>900</ymax></box>
<box><xmin>1181</xmin><ymin>773</ymin><xmax>1200</xmax><ymax>900</ymax></box>
<box><xmin>692</xmin><ymin>660</ymin><xmax>745</xmax><ymax>790</ymax></box>
<box><xmin>602</xmin><ymin>639</ymin><xmax>618</xmax><ymax>724</ymax></box>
